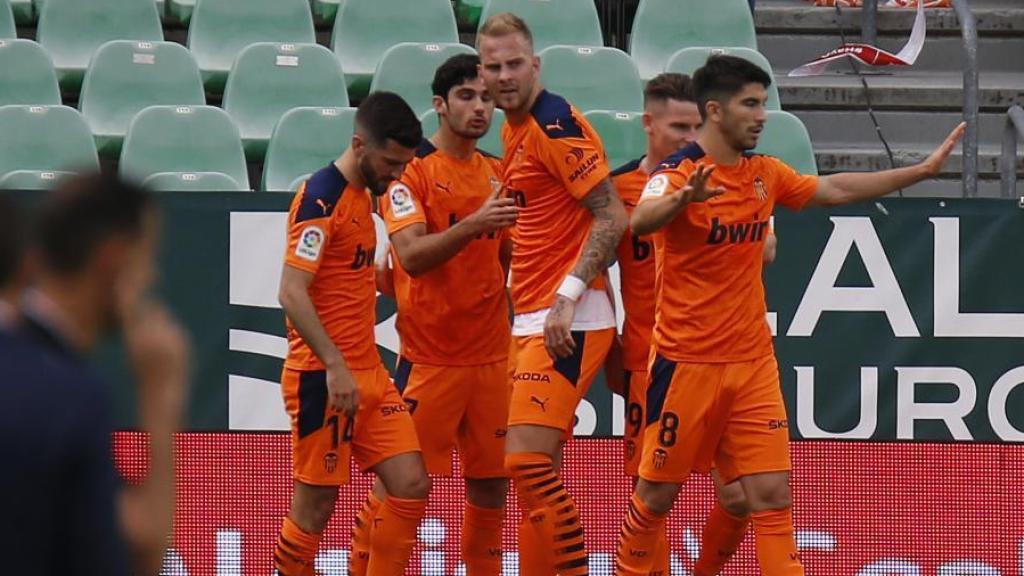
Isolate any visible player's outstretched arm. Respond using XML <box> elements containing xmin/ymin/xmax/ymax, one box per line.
<box><xmin>808</xmin><ymin>122</ymin><xmax>965</xmax><ymax>207</ymax></box>
<box><xmin>279</xmin><ymin>265</ymin><xmax>359</xmax><ymax>416</ymax></box>
<box><xmin>390</xmin><ymin>186</ymin><xmax>517</xmax><ymax>277</ymax></box>
<box><xmin>631</xmin><ymin>165</ymin><xmax>725</xmax><ymax>235</ymax></box>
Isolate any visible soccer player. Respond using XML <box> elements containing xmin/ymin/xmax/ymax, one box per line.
<box><xmin>614</xmin><ymin>55</ymin><xmax>964</xmax><ymax>576</ymax></box>
<box><xmin>478</xmin><ymin>12</ymin><xmax>628</xmax><ymax>575</ymax></box>
<box><xmin>274</xmin><ymin>92</ymin><xmax>430</xmax><ymax>576</ymax></box>
<box><xmin>361</xmin><ymin>54</ymin><xmax>517</xmax><ymax>576</ymax></box>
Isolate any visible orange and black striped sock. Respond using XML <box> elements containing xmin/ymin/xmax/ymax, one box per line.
<box><xmin>365</xmin><ymin>496</ymin><xmax>428</xmax><ymax>576</ymax></box>
<box><xmin>348</xmin><ymin>492</ymin><xmax>383</xmax><ymax>576</ymax></box>
<box><xmin>751</xmin><ymin>508</ymin><xmax>804</xmax><ymax>576</ymax></box>
<box><xmin>461</xmin><ymin>502</ymin><xmax>504</xmax><ymax>576</ymax></box>
<box><xmin>694</xmin><ymin>503</ymin><xmax>750</xmax><ymax>576</ymax></box>
<box><xmin>506</xmin><ymin>452</ymin><xmax>588</xmax><ymax>576</ymax></box>
<box><xmin>274</xmin><ymin>516</ymin><xmax>320</xmax><ymax>576</ymax></box>
<box><xmin>614</xmin><ymin>494</ymin><xmax>668</xmax><ymax>576</ymax></box>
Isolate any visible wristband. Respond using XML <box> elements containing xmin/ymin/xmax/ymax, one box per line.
<box><xmin>555</xmin><ymin>275</ymin><xmax>587</xmax><ymax>302</ymax></box>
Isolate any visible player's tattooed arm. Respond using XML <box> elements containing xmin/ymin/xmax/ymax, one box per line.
<box><xmin>570</xmin><ymin>178</ymin><xmax>628</xmax><ymax>284</ymax></box>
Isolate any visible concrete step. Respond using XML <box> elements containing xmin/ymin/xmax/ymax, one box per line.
<box><xmin>758</xmin><ymin>34</ymin><xmax>1023</xmax><ymax>72</ymax></box>
<box><xmin>812</xmin><ymin>144</ymin><xmax>1023</xmax><ymax>177</ymax></box>
<box><xmin>777</xmin><ymin>71</ymin><xmax>1024</xmax><ymax>111</ymax></box>
<box><xmin>792</xmin><ymin>109</ymin><xmax>1012</xmax><ymax>147</ymax></box>
<box><xmin>755</xmin><ymin>1</ymin><xmax>1024</xmax><ymax>36</ymax></box>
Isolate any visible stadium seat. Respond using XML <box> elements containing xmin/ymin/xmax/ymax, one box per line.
<box><xmin>79</xmin><ymin>41</ymin><xmax>205</xmax><ymax>158</ymax></box>
<box><xmin>665</xmin><ymin>47</ymin><xmax>781</xmax><ymax>111</ymax></box>
<box><xmin>166</xmin><ymin>0</ymin><xmax>194</xmax><ymax>24</ymax></box>
<box><xmin>1</xmin><ymin>1</ymin><xmax>16</xmax><ymax>37</ymax></box>
<box><xmin>262</xmin><ymin>106</ymin><xmax>356</xmax><ymax>192</ymax></box>
<box><xmin>0</xmin><ymin>169</ymin><xmax>74</xmax><ymax>190</ymax></box>
<box><xmin>0</xmin><ymin>40</ymin><xmax>61</xmax><ymax>106</ymax></box>
<box><xmin>629</xmin><ymin>0</ymin><xmax>756</xmax><ymax>81</ymax></box>
<box><xmin>539</xmin><ymin>45</ymin><xmax>643</xmax><ymax>113</ymax></box>
<box><xmin>368</xmin><ymin>42</ymin><xmax>476</xmax><ymax>116</ymax></box>
<box><xmin>120</xmin><ymin>105</ymin><xmax>250</xmax><ymax>189</ymax></box>
<box><xmin>187</xmin><ymin>0</ymin><xmax>315</xmax><ymax>92</ymax></box>
<box><xmin>222</xmin><ymin>43</ymin><xmax>348</xmax><ymax>161</ymax></box>
<box><xmin>331</xmin><ymin>0</ymin><xmax>458</xmax><ymax>98</ymax></box>
<box><xmin>8</xmin><ymin>0</ymin><xmax>29</xmax><ymax>26</ymax></box>
<box><xmin>34</xmin><ymin>0</ymin><xmax>165</xmax><ymax>23</ymax></box>
<box><xmin>142</xmin><ymin>171</ymin><xmax>245</xmax><ymax>191</ymax></box>
<box><xmin>454</xmin><ymin>0</ymin><xmax>485</xmax><ymax>31</ymax></box>
<box><xmin>418</xmin><ymin>108</ymin><xmax>506</xmax><ymax>159</ymax></box>
<box><xmin>477</xmin><ymin>0</ymin><xmax>602</xmax><ymax>52</ymax></box>
<box><xmin>754</xmin><ymin>110</ymin><xmax>818</xmax><ymax>176</ymax></box>
<box><xmin>36</xmin><ymin>0</ymin><xmax>163</xmax><ymax>91</ymax></box>
<box><xmin>584</xmin><ymin>110</ymin><xmax>646</xmax><ymax>172</ymax></box>
<box><xmin>0</xmin><ymin>106</ymin><xmax>99</xmax><ymax>181</ymax></box>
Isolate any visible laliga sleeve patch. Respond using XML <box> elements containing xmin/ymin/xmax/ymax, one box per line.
<box><xmin>389</xmin><ymin>184</ymin><xmax>417</xmax><ymax>219</ymax></box>
<box><xmin>641</xmin><ymin>174</ymin><xmax>671</xmax><ymax>199</ymax></box>
<box><xmin>295</xmin><ymin>225</ymin><xmax>325</xmax><ymax>262</ymax></box>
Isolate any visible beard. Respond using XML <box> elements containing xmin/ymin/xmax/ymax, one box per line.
<box><xmin>358</xmin><ymin>155</ymin><xmax>388</xmax><ymax>196</ymax></box>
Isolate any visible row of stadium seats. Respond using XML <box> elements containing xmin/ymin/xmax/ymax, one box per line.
<box><xmin>1</xmin><ymin>37</ymin><xmax>781</xmax><ymax>161</ymax></box>
<box><xmin>1</xmin><ymin>0</ymin><xmax>758</xmax><ymax>94</ymax></box>
<box><xmin>0</xmin><ymin>102</ymin><xmax>815</xmax><ymax>193</ymax></box>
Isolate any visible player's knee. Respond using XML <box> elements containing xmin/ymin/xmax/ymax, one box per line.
<box><xmin>292</xmin><ymin>485</ymin><xmax>339</xmax><ymax>532</ymax></box>
<box><xmin>636</xmin><ymin>479</ymin><xmax>680</xmax><ymax>515</ymax></box>
<box><xmin>716</xmin><ymin>483</ymin><xmax>751</xmax><ymax>517</ymax></box>
<box><xmin>391</xmin><ymin>471</ymin><xmax>431</xmax><ymax>499</ymax></box>
<box><xmin>749</xmin><ymin>480</ymin><xmax>792</xmax><ymax>512</ymax></box>
<box><xmin>466</xmin><ymin>477</ymin><xmax>509</xmax><ymax>509</ymax></box>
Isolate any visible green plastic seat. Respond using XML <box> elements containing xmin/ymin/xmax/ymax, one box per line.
<box><xmin>36</xmin><ymin>0</ymin><xmax>163</xmax><ymax>91</ymax></box>
<box><xmin>34</xmin><ymin>0</ymin><xmax>164</xmax><ymax>23</ymax></box>
<box><xmin>166</xmin><ymin>0</ymin><xmax>194</xmax><ymax>25</ymax></box>
<box><xmin>0</xmin><ymin>169</ymin><xmax>74</xmax><ymax>190</ymax></box>
<box><xmin>142</xmin><ymin>171</ymin><xmax>245</xmax><ymax>191</ymax></box>
<box><xmin>0</xmin><ymin>105</ymin><xmax>99</xmax><ymax>180</ymax></box>
<box><xmin>120</xmin><ymin>105</ymin><xmax>250</xmax><ymax>189</ymax></box>
<box><xmin>478</xmin><ymin>0</ymin><xmax>602</xmax><ymax>52</ymax></box>
<box><xmin>629</xmin><ymin>0</ymin><xmax>756</xmax><ymax>82</ymax></box>
<box><xmin>331</xmin><ymin>0</ymin><xmax>458</xmax><ymax>98</ymax></box>
<box><xmin>0</xmin><ymin>40</ymin><xmax>61</xmax><ymax>106</ymax></box>
<box><xmin>754</xmin><ymin>110</ymin><xmax>818</xmax><ymax>176</ymax></box>
<box><xmin>368</xmin><ymin>42</ymin><xmax>476</xmax><ymax>117</ymax></box>
<box><xmin>187</xmin><ymin>0</ymin><xmax>315</xmax><ymax>93</ymax></box>
<box><xmin>665</xmin><ymin>47</ymin><xmax>781</xmax><ymax>111</ymax></box>
<box><xmin>222</xmin><ymin>43</ymin><xmax>348</xmax><ymax>162</ymax></box>
<box><xmin>418</xmin><ymin>107</ymin><xmax>505</xmax><ymax>159</ymax></box>
<box><xmin>79</xmin><ymin>41</ymin><xmax>205</xmax><ymax>158</ymax></box>
<box><xmin>454</xmin><ymin>0</ymin><xmax>485</xmax><ymax>31</ymax></box>
<box><xmin>539</xmin><ymin>45</ymin><xmax>643</xmax><ymax>113</ymax></box>
<box><xmin>583</xmin><ymin>110</ymin><xmax>646</xmax><ymax>173</ymax></box>
<box><xmin>1</xmin><ymin>0</ymin><xmax>16</xmax><ymax>35</ymax></box>
<box><xmin>262</xmin><ymin>106</ymin><xmax>356</xmax><ymax>192</ymax></box>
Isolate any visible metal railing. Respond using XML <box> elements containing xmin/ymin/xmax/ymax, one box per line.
<box><xmin>1001</xmin><ymin>105</ymin><xmax>1024</xmax><ymax>199</ymax></box>
<box><xmin>861</xmin><ymin>0</ymin><xmax>979</xmax><ymax>198</ymax></box>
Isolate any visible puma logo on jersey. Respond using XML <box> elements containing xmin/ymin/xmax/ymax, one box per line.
<box><xmin>435</xmin><ymin>181</ymin><xmax>452</xmax><ymax>194</ymax></box>
<box><xmin>315</xmin><ymin>198</ymin><xmax>332</xmax><ymax>215</ymax></box>
<box><xmin>706</xmin><ymin>217</ymin><xmax>771</xmax><ymax>245</ymax></box>
<box><xmin>530</xmin><ymin>396</ymin><xmax>550</xmax><ymax>412</ymax></box>
<box><xmin>545</xmin><ymin>118</ymin><xmax>564</xmax><ymax>132</ymax></box>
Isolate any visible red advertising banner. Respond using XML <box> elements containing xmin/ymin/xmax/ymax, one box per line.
<box><xmin>115</xmin><ymin>433</ymin><xmax>1022</xmax><ymax>576</ymax></box>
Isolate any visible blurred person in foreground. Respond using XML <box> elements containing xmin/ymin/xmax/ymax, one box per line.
<box><xmin>0</xmin><ymin>174</ymin><xmax>189</xmax><ymax>575</ymax></box>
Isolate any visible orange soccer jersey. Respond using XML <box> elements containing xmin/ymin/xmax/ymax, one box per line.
<box><xmin>639</xmin><ymin>143</ymin><xmax>818</xmax><ymax>363</ymax></box>
<box><xmin>501</xmin><ymin>90</ymin><xmax>611</xmax><ymax>315</ymax></box>
<box><xmin>611</xmin><ymin>158</ymin><xmax>657</xmax><ymax>372</ymax></box>
<box><xmin>380</xmin><ymin>140</ymin><xmax>510</xmax><ymax>365</ymax></box>
<box><xmin>283</xmin><ymin>163</ymin><xmax>379</xmax><ymax>371</ymax></box>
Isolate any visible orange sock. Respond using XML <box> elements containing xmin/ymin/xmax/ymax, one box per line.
<box><xmin>614</xmin><ymin>494</ymin><xmax>668</xmax><ymax>576</ymax></box>
<box><xmin>751</xmin><ymin>508</ymin><xmax>804</xmax><ymax>576</ymax></box>
<box><xmin>366</xmin><ymin>496</ymin><xmax>428</xmax><ymax>576</ymax></box>
<box><xmin>506</xmin><ymin>452</ymin><xmax>588</xmax><ymax>576</ymax></box>
<box><xmin>462</xmin><ymin>502</ymin><xmax>504</xmax><ymax>576</ymax></box>
<box><xmin>274</xmin><ymin>516</ymin><xmax>321</xmax><ymax>576</ymax></box>
<box><xmin>349</xmin><ymin>492</ymin><xmax>383</xmax><ymax>576</ymax></box>
<box><xmin>694</xmin><ymin>503</ymin><xmax>750</xmax><ymax>576</ymax></box>
<box><xmin>650</xmin><ymin>522</ymin><xmax>670</xmax><ymax>576</ymax></box>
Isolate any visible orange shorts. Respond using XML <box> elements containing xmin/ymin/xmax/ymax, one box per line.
<box><xmin>281</xmin><ymin>363</ymin><xmax>421</xmax><ymax>486</ymax></box>
<box><xmin>508</xmin><ymin>328</ymin><xmax>614</xmax><ymax>432</ymax></box>
<box><xmin>623</xmin><ymin>368</ymin><xmax>648</xmax><ymax>477</ymax></box>
<box><xmin>394</xmin><ymin>358</ymin><xmax>509</xmax><ymax>478</ymax></box>
<box><xmin>638</xmin><ymin>354</ymin><xmax>791</xmax><ymax>485</ymax></box>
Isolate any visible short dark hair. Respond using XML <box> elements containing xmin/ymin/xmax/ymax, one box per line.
<box><xmin>36</xmin><ymin>173</ymin><xmax>154</xmax><ymax>276</ymax></box>
<box><xmin>432</xmin><ymin>53</ymin><xmax>482</xmax><ymax>100</ymax></box>
<box><xmin>692</xmin><ymin>55</ymin><xmax>773</xmax><ymax>120</ymax></box>
<box><xmin>644</xmin><ymin>72</ymin><xmax>696</xmax><ymax>108</ymax></box>
<box><xmin>355</xmin><ymin>91</ymin><xmax>423</xmax><ymax>149</ymax></box>
<box><xmin>0</xmin><ymin>196</ymin><xmax>25</xmax><ymax>290</ymax></box>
